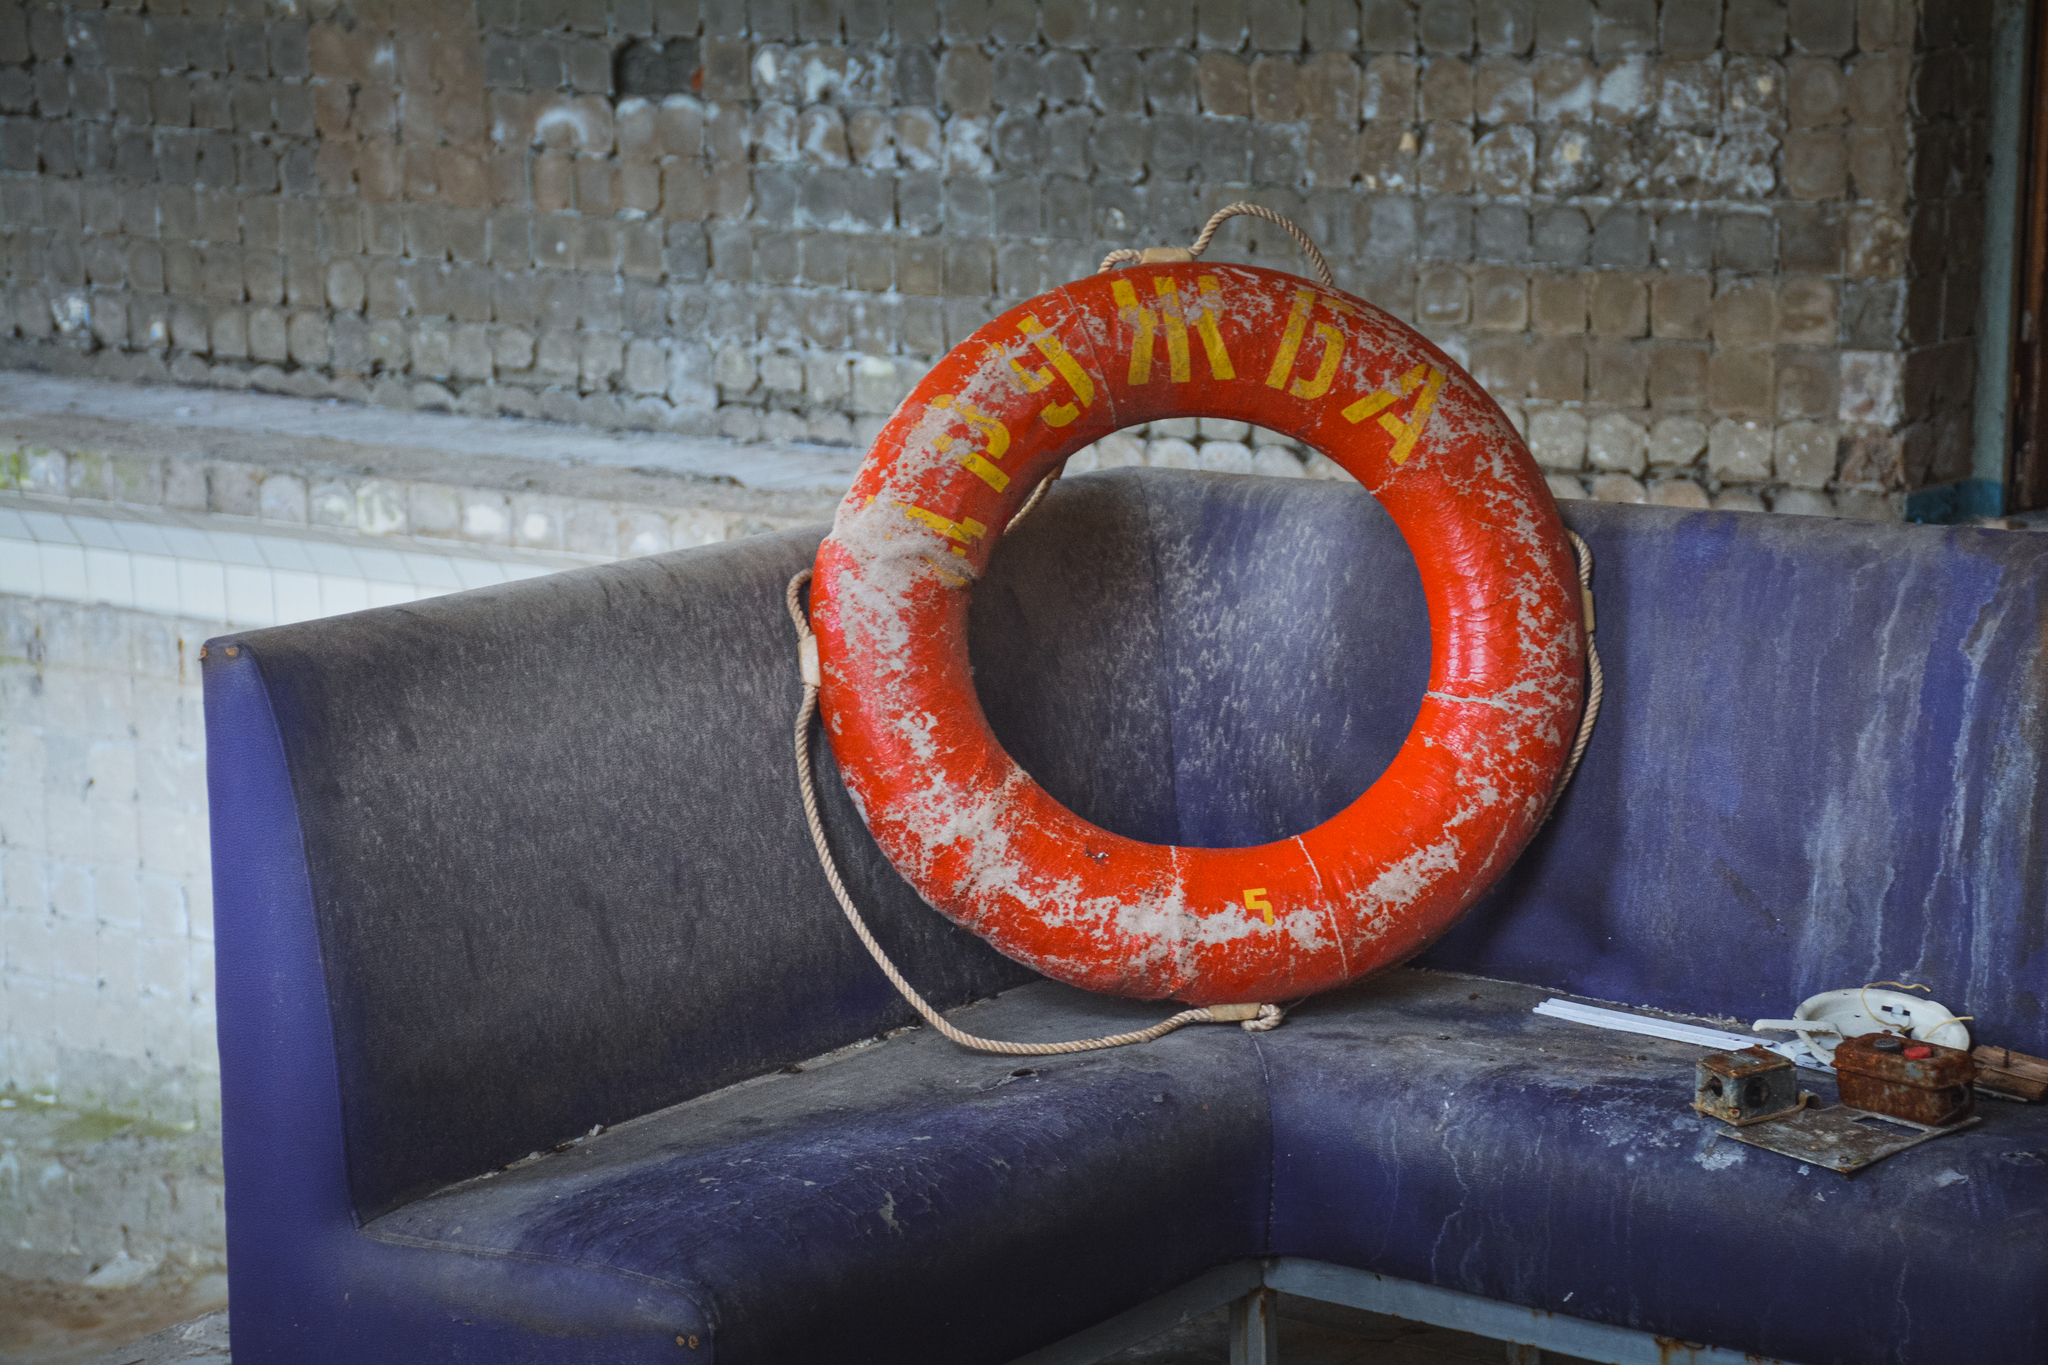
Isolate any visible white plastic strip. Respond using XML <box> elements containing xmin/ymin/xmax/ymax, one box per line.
<box><xmin>1532</xmin><ymin>998</ymin><xmax>1827</xmax><ymax>1070</ymax></box>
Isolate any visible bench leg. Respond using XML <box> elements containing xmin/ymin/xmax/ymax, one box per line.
<box><xmin>1228</xmin><ymin>1288</ymin><xmax>1279</xmax><ymax>1365</ymax></box>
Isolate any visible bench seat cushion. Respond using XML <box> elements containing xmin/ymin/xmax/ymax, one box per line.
<box><xmin>358</xmin><ymin>984</ymin><xmax>1271</xmax><ymax>1365</ymax></box>
<box><xmin>346</xmin><ymin>968</ymin><xmax>2048</xmax><ymax>1365</ymax></box>
<box><xmin>1265</xmin><ymin>970</ymin><xmax>2048</xmax><ymax>1365</ymax></box>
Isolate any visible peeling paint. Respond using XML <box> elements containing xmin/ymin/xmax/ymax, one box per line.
<box><xmin>812</xmin><ymin>267</ymin><xmax>1584</xmax><ymax>1005</ymax></box>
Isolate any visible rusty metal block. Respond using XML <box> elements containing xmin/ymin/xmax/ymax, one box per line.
<box><xmin>1833</xmin><ymin>1033</ymin><xmax>1976</xmax><ymax>1126</ymax></box>
<box><xmin>1693</xmin><ymin>1045</ymin><xmax>1800</xmax><ymax>1125</ymax></box>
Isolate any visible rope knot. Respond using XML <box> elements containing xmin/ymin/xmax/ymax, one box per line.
<box><xmin>1100</xmin><ymin>203</ymin><xmax>1335</xmax><ymax>291</ymax></box>
<box><xmin>1244</xmin><ymin>1004</ymin><xmax>1286</xmax><ymax>1032</ymax></box>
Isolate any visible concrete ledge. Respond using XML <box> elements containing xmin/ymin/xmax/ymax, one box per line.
<box><xmin>0</xmin><ymin>374</ymin><xmax>846</xmax><ymax>561</ymax></box>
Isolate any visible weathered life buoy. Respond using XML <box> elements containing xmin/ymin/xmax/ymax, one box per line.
<box><xmin>808</xmin><ymin>262</ymin><xmax>1584</xmax><ymax>1007</ymax></box>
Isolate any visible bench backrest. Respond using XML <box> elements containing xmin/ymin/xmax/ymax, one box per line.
<box><xmin>1428</xmin><ymin>495</ymin><xmax>2048</xmax><ymax>1052</ymax></box>
<box><xmin>211</xmin><ymin>523</ymin><xmax>1031</xmax><ymax>1219</ymax></box>
<box><xmin>207</xmin><ymin>468</ymin><xmax>2048</xmax><ymax>1220</ymax></box>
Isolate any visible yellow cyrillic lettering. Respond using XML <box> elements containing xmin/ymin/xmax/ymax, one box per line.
<box><xmin>931</xmin><ymin>395</ymin><xmax>1013</xmax><ymax>491</ymax></box>
<box><xmin>1018</xmin><ymin>315</ymin><xmax>1096</xmax><ymax>407</ymax></box>
<box><xmin>903</xmin><ymin>504</ymin><xmax>989</xmax><ymax>553</ymax></box>
<box><xmin>1193</xmin><ymin>276</ymin><xmax>1236</xmax><ymax>380</ymax></box>
<box><xmin>1340</xmin><ymin>363</ymin><xmax>1448</xmax><ymax>467</ymax></box>
<box><xmin>1111</xmin><ymin>279</ymin><xmax>1156</xmax><ymax>386</ymax></box>
<box><xmin>1291</xmin><ymin>323</ymin><xmax>1344</xmax><ymax>400</ymax></box>
<box><xmin>1264</xmin><ymin>288</ymin><xmax>1315</xmax><ymax>389</ymax></box>
<box><xmin>990</xmin><ymin>341</ymin><xmax>1055</xmax><ymax>394</ymax></box>
<box><xmin>1016</xmin><ymin>314</ymin><xmax>1098</xmax><ymax>428</ymax></box>
<box><xmin>1380</xmin><ymin>367</ymin><xmax>1447</xmax><ymax>466</ymax></box>
<box><xmin>1155</xmin><ymin>278</ymin><xmax>1192</xmax><ymax>383</ymax></box>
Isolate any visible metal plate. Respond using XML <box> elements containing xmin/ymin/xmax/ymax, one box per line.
<box><xmin>1725</xmin><ymin>1104</ymin><xmax>1981</xmax><ymax>1174</ymax></box>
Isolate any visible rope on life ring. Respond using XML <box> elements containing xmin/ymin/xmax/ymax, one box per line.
<box><xmin>787</xmin><ymin>204</ymin><xmax>1603</xmax><ymax>1055</ymax></box>
<box><xmin>788</xmin><ymin>567</ymin><xmax>1287</xmax><ymax>1055</ymax></box>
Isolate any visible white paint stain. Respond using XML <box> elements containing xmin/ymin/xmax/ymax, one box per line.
<box><xmin>1695</xmin><ymin>1139</ymin><xmax>1746</xmax><ymax>1171</ymax></box>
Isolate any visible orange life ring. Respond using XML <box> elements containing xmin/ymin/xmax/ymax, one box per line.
<box><xmin>809</xmin><ymin>264</ymin><xmax>1583</xmax><ymax>1006</ymax></box>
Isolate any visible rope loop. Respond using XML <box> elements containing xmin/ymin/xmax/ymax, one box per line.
<box><xmin>790</xmin><ymin>565</ymin><xmax>1286</xmax><ymax>1055</ymax></box>
<box><xmin>1538</xmin><ymin>529</ymin><xmax>1603</xmax><ymax>826</ymax></box>
<box><xmin>1100</xmin><ymin>202</ymin><xmax>1336</xmax><ymax>291</ymax></box>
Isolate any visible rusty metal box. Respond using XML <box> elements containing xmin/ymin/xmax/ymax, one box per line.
<box><xmin>1834</xmin><ymin>1033</ymin><xmax>1977</xmax><ymax>1126</ymax></box>
<box><xmin>1694</xmin><ymin>1046</ymin><xmax>1799</xmax><ymax>1124</ymax></box>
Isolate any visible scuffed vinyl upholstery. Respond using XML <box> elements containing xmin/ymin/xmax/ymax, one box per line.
<box><xmin>206</xmin><ymin>469</ymin><xmax>2048</xmax><ymax>1365</ymax></box>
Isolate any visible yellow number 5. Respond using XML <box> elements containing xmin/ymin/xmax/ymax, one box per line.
<box><xmin>1244</xmin><ymin>888</ymin><xmax>1273</xmax><ymax>926</ymax></box>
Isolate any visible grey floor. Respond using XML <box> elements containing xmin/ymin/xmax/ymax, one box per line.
<box><xmin>68</xmin><ymin>1311</ymin><xmax>226</xmax><ymax>1365</ymax></box>
<box><xmin>75</xmin><ymin>1298</ymin><xmax>1593</xmax><ymax>1365</ymax></box>
<box><xmin>0</xmin><ymin>1270</ymin><xmax>225</xmax><ymax>1365</ymax></box>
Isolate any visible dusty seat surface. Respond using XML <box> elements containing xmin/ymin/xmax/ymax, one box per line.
<box><xmin>204</xmin><ymin>469</ymin><xmax>2048</xmax><ymax>1365</ymax></box>
<box><xmin>364</xmin><ymin>984</ymin><xmax>1269</xmax><ymax>1365</ymax></box>
<box><xmin>360</xmin><ymin>968</ymin><xmax>2048</xmax><ymax>1365</ymax></box>
<box><xmin>1263</xmin><ymin>972</ymin><xmax>2048</xmax><ymax>1365</ymax></box>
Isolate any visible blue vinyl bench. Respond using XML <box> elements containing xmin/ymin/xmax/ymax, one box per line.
<box><xmin>204</xmin><ymin>468</ymin><xmax>2048</xmax><ymax>1365</ymax></box>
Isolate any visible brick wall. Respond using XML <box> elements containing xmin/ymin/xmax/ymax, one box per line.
<box><xmin>0</xmin><ymin>0</ymin><xmax>2001</xmax><ymax>516</ymax></box>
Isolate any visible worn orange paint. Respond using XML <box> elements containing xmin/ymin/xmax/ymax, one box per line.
<box><xmin>810</xmin><ymin>265</ymin><xmax>1584</xmax><ymax>1006</ymax></box>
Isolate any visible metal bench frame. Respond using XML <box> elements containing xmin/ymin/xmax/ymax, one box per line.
<box><xmin>1016</xmin><ymin>1258</ymin><xmax>1800</xmax><ymax>1365</ymax></box>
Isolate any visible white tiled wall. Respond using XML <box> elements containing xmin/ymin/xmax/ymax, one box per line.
<box><xmin>2</xmin><ymin>493</ymin><xmax>597</xmax><ymax>1103</ymax></box>
<box><xmin>0</xmin><ymin>492</ymin><xmax>594</xmax><ymax>629</ymax></box>
<box><xmin>1</xmin><ymin>494</ymin><xmax>605</xmax><ymax>1282</ymax></box>
<box><xmin>1</xmin><ymin>596</ymin><xmax>215</xmax><ymax>1102</ymax></box>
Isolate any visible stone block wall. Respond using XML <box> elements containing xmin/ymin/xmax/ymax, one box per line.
<box><xmin>0</xmin><ymin>0</ymin><xmax>2003</xmax><ymax>516</ymax></box>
